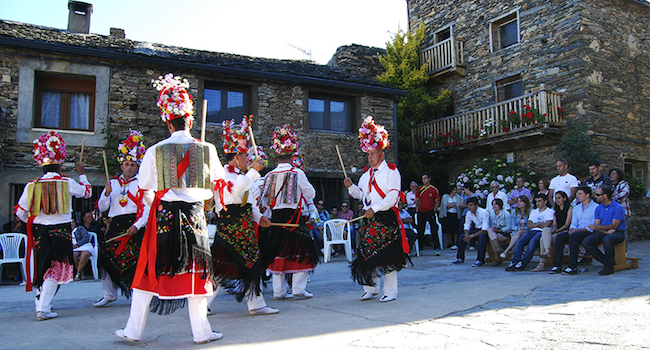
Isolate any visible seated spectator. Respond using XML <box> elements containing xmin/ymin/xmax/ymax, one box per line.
<box><xmin>507</xmin><ymin>176</ymin><xmax>532</xmax><ymax>211</ymax></box>
<box><xmin>405</xmin><ymin>181</ymin><xmax>418</xmax><ymax>217</ymax></box>
<box><xmin>531</xmin><ymin>191</ymin><xmax>572</xmax><ymax>272</ymax></box>
<box><xmin>72</xmin><ymin>212</ymin><xmax>94</xmax><ymax>281</ymax></box>
<box><xmin>3</xmin><ymin>214</ymin><xmax>26</xmax><ymax>233</ymax></box>
<box><xmin>486</xmin><ymin>181</ymin><xmax>509</xmax><ymax>214</ymax></box>
<box><xmin>458</xmin><ymin>183</ymin><xmax>476</xmax><ymax>251</ymax></box>
<box><xmin>398</xmin><ymin>201</ymin><xmax>418</xmax><ymax>254</ymax></box>
<box><xmin>584</xmin><ymin>186</ymin><xmax>627</xmax><ymax>275</ymax></box>
<box><xmin>501</xmin><ymin>196</ymin><xmax>531</xmax><ymax>259</ymax></box>
<box><xmin>609</xmin><ymin>168</ymin><xmax>630</xmax><ymax>222</ymax></box>
<box><xmin>439</xmin><ymin>185</ymin><xmax>462</xmax><ymax>250</ymax></box>
<box><xmin>506</xmin><ymin>193</ymin><xmax>554</xmax><ymax>271</ymax></box>
<box><xmin>451</xmin><ymin>197</ymin><xmax>490</xmax><ymax>267</ymax></box>
<box><xmin>330</xmin><ymin>206</ymin><xmax>339</xmax><ymax>218</ymax></box>
<box><xmin>312</xmin><ymin>199</ymin><xmax>330</xmax><ymax>250</ymax></box>
<box><xmin>486</xmin><ymin>198</ymin><xmax>512</xmax><ymax>266</ymax></box>
<box><xmin>550</xmin><ymin>186</ymin><xmax>598</xmax><ymax>274</ymax></box>
<box><xmin>336</xmin><ymin>201</ymin><xmax>355</xmax><ymax>248</ymax></box>
<box><xmin>584</xmin><ymin>160</ymin><xmax>612</xmax><ymax>191</ymax></box>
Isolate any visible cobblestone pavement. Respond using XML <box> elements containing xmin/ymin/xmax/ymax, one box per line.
<box><xmin>0</xmin><ymin>240</ymin><xmax>648</xmax><ymax>350</ymax></box>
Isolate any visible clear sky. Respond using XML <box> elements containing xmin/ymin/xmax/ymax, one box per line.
<box><xmin>1</xmin><ymin>0</ymin><xmax>409</xmax><ymax>64</ymax></box>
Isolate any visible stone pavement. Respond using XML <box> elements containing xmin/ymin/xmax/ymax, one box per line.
<box><xmin>0</xmin><ymin>240</ymin><xmax>648</xmax><ymax>350</ymax></box>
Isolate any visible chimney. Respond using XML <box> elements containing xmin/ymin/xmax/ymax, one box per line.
<box><xmin>110</xmin><ymin>28</ymin><xmax>126</xmax><ymax>39</ymax></box>
<box><xmin>67</xmin><ymin>1</ymin><xmax>93</xmax><ymax>34</ymax></box>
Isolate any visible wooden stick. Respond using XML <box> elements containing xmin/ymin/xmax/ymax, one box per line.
<box><xmin>105</xmin><ymin>232</ymin><xmax>131</xmax><ymax>243</ymax></box>
<box><xmin>102</xmin><ymin>150</ymin><xmax>110</xmax><ymax>183</ymax></box>
<box><xmin>334</xmin><ymin>215</ymin><xmax>365</xmax><ymax>227</ymax></box>
<box><xmin>79</xmin><ymin>138</ymin><xmax>86</xmax><ymax>163</ymax></box>
<box><xmin>201</xmin><ymin>99</ymin><xmax>207</xmax><ymax>142</ymax></box>
<box><xmin>248</xmin><ymin>115</ymin><xmax>259</xmax><ymax>159</ymax></box>
<box><xmin>335</xmin><ymin>145</ymin><xmax>348</xmax><ymax>178</ymax></box>
<box><xmin>268</xmin><ymin>222</ymin><xmax>299</xmax><ymax>227</ymax></box>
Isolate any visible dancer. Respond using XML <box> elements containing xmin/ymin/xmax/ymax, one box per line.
<box><xmin>116</xmin><ymin>73</ymin><xmax>224</xmax><ymax>344</ymax></box>
<box><xmin>260</xmin><ymin>124</ymin><xmax>319</xmax><ymax>300</ymax></box>
<box><xmin>95</xmin><ymin>130</ymin><xmax>148</xmax><ymax>306</ymax></box>
<box><xmin>207</xmin><ymin>117</ymin><xmax>278</xmax><ymax>315</ymax></box>
<box><xmin>344</xmin><ymin>116</ymin><xmax>408</xmax><ymax>302</ymax></box>
<box><xmin>15</xmin><ymin>131</ymin><xmax>92</xmax><ymax>320</ymax></box>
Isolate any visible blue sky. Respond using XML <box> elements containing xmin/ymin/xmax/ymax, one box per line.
<box><xmin>1</xmin><ymin>0</ymin><xmax>409</xmax><ymax>64</ymax></box>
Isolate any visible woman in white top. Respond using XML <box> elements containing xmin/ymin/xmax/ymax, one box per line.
<box><xmin>486</xmin><ymin>198</ymin><xmax>512</xmax><ymax>266</ymax></box>
<box><xmin>439</xmin><ymin>185</ymin><xmax>462</xmax><ymax>249</ymax></box>
<box><xmin>506</xmin><ymin>193</ymin><xmax>554</xmax><ymax>271</ymax></box>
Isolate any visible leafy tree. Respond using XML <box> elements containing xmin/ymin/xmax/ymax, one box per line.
<box><xmin>376</xmin><ymin>23</ymin><xmax>452</xmax><ymax>188</ymax></box>
<box><xmin>556</xmin><ymin>121</ymin><xmax>600</xmax><ymax>178</ymax></box>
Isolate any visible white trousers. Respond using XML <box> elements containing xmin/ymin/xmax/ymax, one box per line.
<box><xmin>272</xmin><ymin>271</ymin><xmax>308</xmax><ymax>297</ymax></box>
<box><xmin>206</xmin><ymin>283</ymin><xmax>267</xmax><ymax>311</ymax></box>
<box><xmin>101</xmin><ymin>274</ymin><xmax>118</xmax><ymax>300</ymax></box>
<box><xmin>35</xmin><ymin>280</ymin><xmax>58</xmax><ymax>313</ymax></box>
<box><xmin>123</xmin><ymin>289</ymin><xmax>214</xmax><ymax>342</ymax></box>
<box><xmin>362</xmin><ymin>270</ymin><xmax>398</xmax><ymax>298</ymax></box>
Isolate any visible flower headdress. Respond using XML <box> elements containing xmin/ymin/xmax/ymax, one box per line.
<box><xmin>33</xmin><ymin>131</ymin><xmax>66</xmax><ymax>166</ymax></box>
<box><xmin>358</xmin><ymin>116</ymin><xmax>389</xmax><ymax>152</ymax></box>
<box><xmin>117</xmin><ymin>130</ymin><xmax>146</xmax><ymax>165</ymax></box>
<box><xmin>270</xmin><ymin>124</ymin><xmax>299</xmax><ymax>155</ymax></box>
<box><xmin>221</xmin><ymin>117</ymin><xmax>250</xmax><ymax>154</ymax></box>
<box><xmin>291</xmin><ymin>152</ymin><xmax>304</xmax><ymax>170</ymax></box>
<box><xmin>247</xmin><ymin>146</ymin><xmax>269</xmax><ymax>167</ymax></box>
<box><xmin>152</xmin><ymin>73</ymin><xmax>194</xmax><ymax>122</ymax></box>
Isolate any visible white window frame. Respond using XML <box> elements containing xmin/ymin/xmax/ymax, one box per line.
<box><xmin>17</xmin><ymin>58</ymin><xmax>109</xmax><ymax>147</ymax></box>
<box><xmin>489</xmin><ymin>8</ymin><xmax>521</xmax><ymax>53</ymax></box>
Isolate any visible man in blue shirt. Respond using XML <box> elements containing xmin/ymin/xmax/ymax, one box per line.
<box><xmin>550</xmin><ymin>186</ymin><xmax>599</xmax><ymax>275</ymax></box>
<box><xmin>585</xmin><ymin>186</ymin><xmax>626</xmax><ymax>275</ymax></box>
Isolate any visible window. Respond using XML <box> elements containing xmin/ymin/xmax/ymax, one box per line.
<box><xmin>204</xmin><ymin>83</ymin><xmax>249</xmax><ymax>124</ymax></box>
<box><xmin>34</xmin><ymin>72</ymin><xmax>95</xmax><ymax>131</ymax></box>
<box><xmin>496</xmin><ymin>74</ymin><xmax>524</xmax><ymax>102</ymax></box>
<box><xmin>491</xmin><ymin>11</ymin><xmax>520</xmax><ymax>52</ymax></box>
<box><xmin>308</xmin><ymin>95</ymin><xmax>353</xmax><ymax>132</ymax></box>
<box><xmin>435</xmin><ymin>27</ymin><xmax>451</xmax><ymax>44</ymax></box>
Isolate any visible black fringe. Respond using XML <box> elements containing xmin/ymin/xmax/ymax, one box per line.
<box><xmin>350</xmin><ymin>240</ymin><xmax>406</xmax><ymax>286</ymax></box>
<box><xmin>265</xmin><ymin>208</ymin><xmax>320</xmax><ymax>267</ymax></box>
<box><xmin>32</xmin><ymin>223</ymin><xmax>74</xmax><ymax>288</ymax></box>
<box><xmin>149</xmin><ymin>297</ymin><xmax>187</xmax><ymax>315</ymax></box>
<box><xmin>98</xmin><ymin>214</ymin><xmax>144</xmax><ymax>298</ymax></box>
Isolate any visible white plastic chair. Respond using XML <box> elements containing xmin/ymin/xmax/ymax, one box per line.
<box><xmin>87</xmin><ymin>232</ymin><xmax>99</xmax><ymax>280</ymax></box>
<box><xmin>323</xmin><ymin>219</ymin><xmax>353</xmax><ymax>263</ymax></box>
<box><xmin>207</xmin><ymin>224</ymin><xmax>217</xmax><ymax>246</ymax></box>
<box><xmin>414</xmin><ymin>214</ymin><xmax>444</xmax><ymax>249</ymax></box>
<box><xmin>0</xmin><ymin>233</ymin><xmax>28</xmax><ymax>284</ymax></box>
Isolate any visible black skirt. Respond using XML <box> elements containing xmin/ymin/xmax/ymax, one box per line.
<box><xmin>32</xmin><ymin>223</ymin><xmax>73</xmax><ymax>288</ymax></box>
<box><xmin>98</xmin><ymin>213</ymin><xmax>144</xmax><ymax>297</ymax></box>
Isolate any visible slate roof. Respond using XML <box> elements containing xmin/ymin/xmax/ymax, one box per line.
<box><xmin>0</xmin><ymin>20</ymin><xmax>404</xmax><ymax>94</ymax></box>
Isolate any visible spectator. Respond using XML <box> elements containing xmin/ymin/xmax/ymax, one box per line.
<box><xmin>330</xmin><ymin>206</ymin><xmax>339</xmax><ymax>218</ymax></box>
<box><xmin>398</xmin><ymin>201</ymin><xmax>418</xmax><ymax>254</ymax></box>
<box><xmin>3</xmin><ymin>214</ymin><xmax>25</xmax><ymax>233</ymax></box>
<box><xmin>501</xmin><ymin>195</ymin><xmax>531</xmax><ymax>259</ymax></box>
<box><xmin>531</xmin><ymin>191</ymin><xmax>573</xmax><ymax>272</ymax></box>
<box><xmin>584</xmin><ymin>186</ymin><xmax>627</xmax><ymax>275</ymax></box>
<box><xmin>405</xmin><ymin>181</ymin><xmax>418</xmax><ymax>217</ymax></box>
<box><xmin>609</xmin><ymin>168</ymin><xmax>631</xmax><ymax>222</ymax></box>
<box><xmin>507</xmin><ymin>176</ymin><xmax>532</xmax><ymax>210</ymax></box>
<box><xmin>549</xmin><ymin>159</ymin><xmax>579</xmax><ymax>206</ymax></box>
<box><xmin>458</xmin><ymin>183</ymin><xmax>477</xmax><ymax>251</ymax></box>
<box><xmin>72</xmin><ymin>212</ymin><xmax>94</xmax><ymax>281</ymax></box>
<box><xmin>486</xmin><ymin>198</ymin><xmax>512</xmax><ymax>266</ymax></box>
<box><xmin>584</xmin><ymin>160</ymin><xmax>612</xmax><ymax>191</ymax></box>
<box><xmin>486</xmin><ymin>181</ymin><xmax>509</xmax><ymax>214</ymax></box>
<box><xmin>506</xmin><ymin>193</ymin><xmax>554</xmax><ymax>271</ymax></box>
<box><xmin>537</xmin><ymin>178</ymin><xmax>550</xmax><ymax>197</ymax></box>
<box><xmin>416</xmin><ymin>174</ymin><xmax>441</xmax><ymax>254</ymax></box>
<box><xmin>451</xmin><ymin>197</ymin><xmax>490</xmax><ymax>267</ymax></box>
<box><xmin>550</xmin><ymin>186</ymin><xmax>598</xmax><ymax>274</ymax></box>
<box><xmin>337</xmin><ymin>201</ymin><xmax>355</xmax><ymax>248</ymax></box>
<box><xmin>312</xmin><ymin>199</ymin><xmax>330</xmax><ymax>250</ymax></box>
<box><xmin>439</xmin><ymin>185</ymin><xmax>462</xmax><ymax>250</ymax></box>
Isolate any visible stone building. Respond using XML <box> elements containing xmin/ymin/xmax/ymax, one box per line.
<box><xmin>0</xmin><ymin>1</ymin><xmax>404</xmax><ymax>225</ymax></box>
<box><xmin>408</xmin><ymin>0</ymin><xmax>650</xmax><ymax>186</ymax></box>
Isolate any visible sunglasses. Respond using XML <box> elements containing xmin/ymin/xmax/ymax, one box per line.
<box><xmin>594</xmin><ymin>193</ymin><xmax>603</xmax><ymax>197</ymax></box>
<box><xmin>341</xmin><ymin>205</ymin><xmax>348</xmax><ymax>208</ymax></box>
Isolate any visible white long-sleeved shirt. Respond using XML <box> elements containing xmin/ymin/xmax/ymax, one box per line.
<box><xmin>259</xmin><ymin>163</ymin><xmax>316</xmax><ymax>219</ymax></box>
<box><xmin>463</xmin><ymin>207</ymin><xmax>490</xmax><ymax>232</ymax></box>
<box><xmin>138</xmin><ymin>130</ymin><xmax>225</xmax><ymax>208</ymax></box>
<box><xmin>97</xmin><ymin>175</ymin><xmax>149</xmax><ymax>230</ymax></box>
<box><xmin>348</xmin><ymin>160</ymin><xmax>401</xmax><ymax>214</ymax></box>
<box><xmin>219</xmin><ymin>165</ymin><xmax>263</xmax><ymax>222</ymax></box>
<box><xmin>17</xmin><ymin>172</ymin><xmax>92</xmax><ymax>225</ymax></box>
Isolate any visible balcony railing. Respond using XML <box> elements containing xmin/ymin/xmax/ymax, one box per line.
<box><xmin>411</xmin><ymin>84</ymin><xmax>564</xmax><ymax>152</ymax></box>
<box><xmin>419</xmin><ymin>37</ymin><xmax>465</xmax><ymax>77</ymax></box>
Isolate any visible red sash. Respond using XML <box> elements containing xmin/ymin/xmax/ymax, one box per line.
<box><xmin>370</xmin><ymin>180</ymin><xmax>410</xmax><ymax>254</ymax></box>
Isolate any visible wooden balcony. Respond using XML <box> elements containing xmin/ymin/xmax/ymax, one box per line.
<box><xmin>411</xmin><ymin>84</ymin><xmax>564</xmax><ymax>153</ymax></box>
<box><xmin>419</xmin><ymin>37</ymin><xmax>466</xmax><ymax>78</ymax></box>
